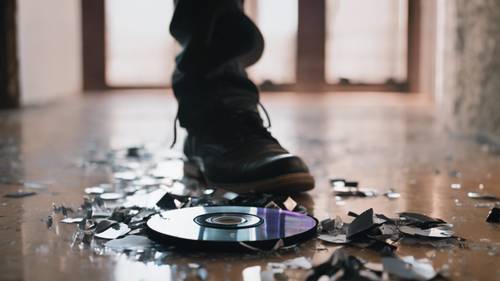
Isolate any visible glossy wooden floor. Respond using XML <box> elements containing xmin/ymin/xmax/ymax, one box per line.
<box><xmin>0</xmin><ymin>91</ymin><xmax>499</xmax><ymax>281</ymax></box>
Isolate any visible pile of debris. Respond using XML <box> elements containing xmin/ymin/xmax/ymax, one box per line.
<box><xmin>42</xmin><ymin>145</ymin><xmax>496</xmax><ymax>281</ymax></box>
<box><xmin>49</xmin><ymin>145</ymin><xmax>306</xmax><ymax>252</ymax></box>
<box><xmin>330</xmin><ymin>178</ymin><xmax>400</xmax><ymax>199</ymax></box>
<box><xmin>243</xmin><ymin>249</ymin><xmax>442</xmax><ymax>281</ymax></box>
<box><xmin>318</xmin><ymin>208</ymin><xmax>465</xmax><ymax>250</ymax></box>
<box><xmin>307</xmin><ymin>248</ymin><xmax>440</xmax><ymax>281</ymax></box>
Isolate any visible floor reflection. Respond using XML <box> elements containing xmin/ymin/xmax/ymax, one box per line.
<box><xmin>0</xmin><ymin>91</ymin><xmax>499</xmax><ymax>281</ymax></box>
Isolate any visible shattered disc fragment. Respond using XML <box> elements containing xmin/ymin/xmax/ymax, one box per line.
<box><xmin>398</xmin><ymin>212</ymin><xmax>445</xmax><ymax>228</ymax></box>
<box><xmin>267</xmin><ymin>256</ymin><xmax>313</xmax><ymax>271</ymax></box>
<box><xmin>486</xmin><ymin>207</ymin><xmax>500</xmax><ymax>223</ymax></box>
<box><xmin>264</xmin><ymin>201</ymin><xmax>281</xmax><ymax>209</ymax></box>
<box><xmin>84</xmin><ymin>186</ymin><xmax>105</xmax><ymax>194</ymax></box>
<box><xmin>399</xmin><ymin>225</ymin><xmax>454</xmax><ymax>238</ymax></box>
<box><xmin>305</xmin><ymin>248</ymin><xmax>381</xmax><ymax>281</ymax></box>
<box><xmin>467</xmin><ymin>192</ymin><xmax>499</xmax><ymax>201</ymax></box>
<box><xmin>156</xmin><ymin>192</ymin><xmax>180</xmax><ymax>210</ymax></box>
<box><xmin>4</xmin><ymin>190</ymin><xmax>36</xmax><ymax>198</ymax></box>
<box><xmin>104</xmin><ymin>235</ymin><xmax>153</xmax><ymax>251</ymax></box>
<box><xmin>318</xmin><ymin>208</ymin><xmax>460</xmax><ymax>253</ymax></box>
<box><xmin>100</xmin><ymin>192</ymin><xmax>124</xmax><ymax>200</ymax></box>
<box><xmin>382</xmin><ymin>256</ymin><xmax>437</xmax><ymax>281</ymax></box>
<box><xmin>318</xmin><ymin>234</ymin><xmax>350</xmax><ymax>244</ymax></box>
<box><xmin>95</xmin><ymin>219</ymin><xmax>119</xmax><ymax>233</ymax></box>
<box><xmin>60</xmin><ymin>217</ymin><xmax>85</xmax><ymax>224</ymax></box>
<box><xmin>329</xmin><ymin>178</ymin><xmax>346</xmax><ymax>187</ymax></box>
<box><xmin>95</xmin><ymin>223</ymin><xmax>130</xmax><ymax>239</ymax></box>
<box><xmin>222</xmin><ymin>192</ymin><xmax>239</xmax><ymax>201</ymax></box>
<box><xmin>282</xmin><ymin>197</ymin><xmax>298</xmax><ymax>211</ymax></box>
<box><xmin>347</xmin><ymin>208</ymin><xmax>376</xmax><ymax>239</ymax></box>
<box><xmin>384</xmin><ymin>189</ymin><xmax>400</xmax><ymax>199</ymax></box>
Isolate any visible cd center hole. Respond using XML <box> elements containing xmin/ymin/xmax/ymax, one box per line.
<box><xmin>209</xmin><ymin>215</ymin><xmax>246</xmax><ymax>225</ymax></box>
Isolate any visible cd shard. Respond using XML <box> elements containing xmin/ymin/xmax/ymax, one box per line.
<box><xmin>95</xmin><ymin>223</ymin><xmax>130</xmax><ymax>239</ymax></box>
<box><xmin>104</xmin><ymin>235</ymin><xmax>153</xmax><ymax>251</ymax></box>
<box><xmin>156</xmin><ymin>193</ymin><xmax>178</xmax><ymax>210</ymax></box>
<box><xmin>467</xmin><ymin>192</ymin><xmax>499</xmax><ymax>201</ymax></box>
<box><xmin>347</xmin><ymin>208</ymin><xmax>375</xmax><ymax>239</ymax></box>
<box><xmin>282</xmin><ymin>197</ymin><xmax>298</xmax><ymax>211</ymax></box>
<box><xmin>486</xmin><ymin>207</ymin><xmax>500</xmax><ymax>223</ymax></box>
<box><xmin>4</xmin><ymin>190</ymin><xmax>36</xmax><ymax>198</ymax></box>
<box><xmin>84</xmin><ymin>186</ymin><xmax>105</xmax><ymax>194</ymax></box>
<box><xmin>60</xmin><ymin>217</ymin><xmax>85</xmax><ymax>224</ymax></box>
<box><xmin>318</xmin><ymin>208</ymin><xmax>462</xmax><ymax>254</ymax></box>
<box><xmin>382</xmin><ymin>256</ymin><xmax>437</xmax><ymax>281</ymax></box>
<box><xmin>95</xmin><ymin>219</ymin><xmax>119</xmax><ymax>233</ymax></box>
<box><xmin>306</xmin><ymin>249</ymin><xmax>379</xmax><ymax>281</ymax></box>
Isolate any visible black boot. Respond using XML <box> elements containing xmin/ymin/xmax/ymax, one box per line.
<box><xmin>183</xmin><ymin>104</ymin><xmax>314</xmax><ymax>194</ymax></box>
<box><xmin>170</xmin><ymin>0</ymin><xmax>314</xmax><ymax>193</ymax></box>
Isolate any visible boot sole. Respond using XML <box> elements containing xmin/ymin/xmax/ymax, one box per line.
<box><xmin>184</xmin><ymin>160</ymin><xmax>315</xmax><ymax>194</ymax></box>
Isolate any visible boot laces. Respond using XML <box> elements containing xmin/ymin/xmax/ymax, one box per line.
<box><xmin>170</xmin><ymin>101</ymin><xmax>272</xmax><ymax>148</ymax></box>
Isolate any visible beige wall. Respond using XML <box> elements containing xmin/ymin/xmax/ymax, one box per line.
<box><xmin>17</xmin><ymin>0</ymin><xmax>82</xmax><ymax>106</ymax></box>
<box><xmin>439</xmin><ymin>0</ymin><xmax>500</xmax><ymax>143</ymax></box>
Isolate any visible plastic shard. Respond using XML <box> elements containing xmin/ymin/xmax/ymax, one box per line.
<box><xmin>347</xmin><ymin>208</ymin><xmax>376</xmax><ymax>239</ymax></box>
<box><xmin>61</xmin><ymin>217</ymin><xmax>85</xmax><ymax>224</ymax></box>
<box><xmin>4</xmin><ymin>190</ymin><xmax>36</xmax><ymax>198</ymax></box>
<box><xmin>467</xmin><ymin>192</ymin><xmax>499</xmax><ymax>201</ymax></box>
<box><xmin>282</xmin><ymin>197</ymin><xmax>298</xmax><ymax>211</ymax></box>
<box><xmin>398</xmin><ymin>225</ymin><xmax>454</xmax><ymax>238</ymax></box>
<box><xmin>486</xmin><ymin>207</ymin><xmax>500</xmax><ymax>223</ymax></box>
<box><xmin>95</xmin><ymin>222</ymin><xmax>130</xmax><ymax>239</ymax></box>
<box><xmin>382</xmin><ymin>256</ymin><xmax>437</xmax><ymax>281</ymax></box>
<box><xmin>104</xmin><ymin>235</ymin><xmax>153</xmax><ymax>251</ymax></box>
<box><xmin>100</xmin><ymin>192</ymin><xmax>124</xmax><ymax>200</ymax></box>
<box><xmin>84</xmin><ymin>186</ymin><xmax>105</xmax><ymax>194</ymax></box>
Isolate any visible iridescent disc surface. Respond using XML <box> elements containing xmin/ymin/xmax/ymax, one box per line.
<box><xmin>146</xmin><ymin>206</ymin><xmax>317</xmax><ymax>244</ymax></box>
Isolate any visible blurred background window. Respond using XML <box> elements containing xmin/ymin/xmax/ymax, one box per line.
<box><xmin>104</xmin><ymin>0</ymin><xmax>409</xmax><ymax>88</ymax></box>
<box><xmin>105</xmin><ymin>0</ymin><xmax>176</xmax><ymax>87</ymax></box>
<box><xmin>325</xmin><ymin>0</ymin><xmax>408</xmax><ymax>84</ymax></box>
<box><xmin>245</xmin><ymin>0</ymin><xmax>298</xmax><ymax>84</ymax></box>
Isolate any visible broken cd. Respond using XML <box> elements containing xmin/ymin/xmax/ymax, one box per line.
<box><xmin>398</xmin><ymin>225</ymin><xmax>454</xmax><ymax>238</ymax></box>
<box><xmin>318</xmin><ymin>234</ymin><xmax>350</xmax><ymax>244</ymax></box>
<box><xmin>467</xmin><ymin>192</ymin><xmax>499</xmax><ymax>201</ymax></box>
<box><xmin>60</xmin><ymin>217</ymin><xmax>84</xmax><ymax>224</ymax></box>
<box><xmin>95</xmin><ymin>223</ymin><xmax>130</xmax><ymax>239</ymax></box>
<box><xmin>383</xmin><ymin>256</ymin><xmax>437</xmax><ymax>281</ymax></box>
<box><xmin>104</xmin><ymin>235</ymin><xmax>153</xmax><ymax>251</ymax></box>
<box><xmin>146</xmin><ymin>206</ymin><xmax>317</xmax><ymax>250</ymax></box>
<box><xmin>384</xmin><ymin>189</ymin><xmax>401</xmax><ymax>199</ymax></box>
<box><xmin>486</xmin><ymin>207</ymin><xmax>500</xmax><ymax>223</ymax></box>
<box><xmin>282</xmin><ymin>197</ymin><xmax>297</xmax><ymax>211</ymax></box>
<box><xmin>100</xmin><ymin>192</ymin><xmax>124</xmax><ymax>200</ymax></box>
<box><xmin>347</xmin><ymin>208</ymin><xmax>376</xmax><ymax>239</ymax></box>
<box><xmin>4</xmin><ymin>190</ymin><xmax>36</xmax><ymax>198</ymax></box>
<box><xmin>84</xmin><ymin>186</ymin><xmax>105</xmax><ymax>194</ymax></box>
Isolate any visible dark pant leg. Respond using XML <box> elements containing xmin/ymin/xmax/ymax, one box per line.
<box><xmin>170</xmin><ymin>0</ymin><xmax>264</xmax><ymax>131</ymax></box>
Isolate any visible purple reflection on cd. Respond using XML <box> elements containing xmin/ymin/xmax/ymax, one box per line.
<box><xmin>256</xmin><ymin>208</ymin><xmax>316</xmax><ymax>239</ymax></box>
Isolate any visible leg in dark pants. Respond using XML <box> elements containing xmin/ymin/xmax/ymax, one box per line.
<box><xmin>170</xmin><ymin>0</ymin><xmax>262</xmax><ymax>128</ymax></box>
<box><xmin>170</xmin><ymin>0</ymin><xmax>314</xmax><ymax>193</ymax></box>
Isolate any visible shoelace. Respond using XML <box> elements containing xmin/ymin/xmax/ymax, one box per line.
<box><xmin>170</xmin><ymin>101</ymin><xmax>271</xmax><ymax>148</ymax></box>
